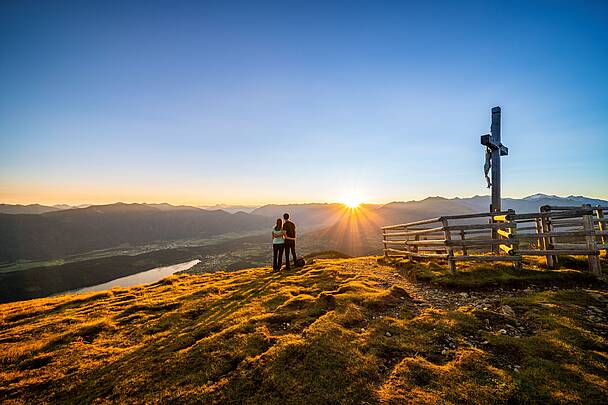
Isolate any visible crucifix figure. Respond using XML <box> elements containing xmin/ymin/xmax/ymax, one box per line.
<box><xmin>481</xmin><ymin>106</ymin><xmax>508</xmax><ymax>213</ymax></box>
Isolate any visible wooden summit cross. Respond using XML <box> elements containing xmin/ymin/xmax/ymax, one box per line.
<box><xmin>481</xmin><ymin>106</ymin><xmax>508</xmax><ymax>214</ymax></box>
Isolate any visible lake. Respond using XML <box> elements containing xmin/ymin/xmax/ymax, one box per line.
<box><xmin>69</xmin><ymin>259</ymin><xmax>201</xmax><ymax>294</ymax></box>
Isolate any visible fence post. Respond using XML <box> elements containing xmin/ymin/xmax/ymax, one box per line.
<box><xmin>382</xmin><ymin>229</ymin><xmax>388</xmax><ymax>257</ymax></box>
<box><xmin>597</xmin><ymin>208</ymin><xmax>607</xmax><ymax>253</ymax></box>
<box><xmin>510</xmin><ymin>221</ymin><xmax>522</xmax><ymax>269</ymax></box>
<box><xmin>534</xmin><ymin>218</ymin><xmax>543</xmax><ymax>250</ymax></box>
<box><xmin>441</xmin><ymin>218</ymin><xmax>456</xmax><ymax>274</ymax></box>
<box><xmin>540</xmin><ymin>206</ymin><xmax>558</xmax><ymax>269</ymax></box>
<box><xmin>582</xmin><ymin>204</ymin><xmax>601</xmax><ymax>275</ymax></box>
<box><xmin>460</xmin><ymin>229</ymin><xmax>467</xmax><ymax>256</ymax></box>
<box><xmin>405</xmin><ymin>226</ymin><xmax>414</xmax><ymax>262</ymax></box>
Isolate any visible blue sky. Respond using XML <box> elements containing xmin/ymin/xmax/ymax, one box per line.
<box><xmin>1</xmin><ymin>0</ymin><xmax>606</xmax><ymax>205</ymax></box>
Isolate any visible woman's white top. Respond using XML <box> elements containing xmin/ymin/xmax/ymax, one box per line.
<box><xmin>272</xmin><ymin>228</ymin><xmax>285</xmax><ymax>244</ymax></box>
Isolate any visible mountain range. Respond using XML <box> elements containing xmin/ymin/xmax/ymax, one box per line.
<box><xmin>1</xmin><ymin>194</ymin><xmax>606</xmax><ymax>262</ymax></box>
<box><xmin>0</xmin><ymin>204</ymin><xmax>68</xmax><ymax>215</ymax></box>
<box><xmin>0</xmin><ymin>203</ymin><xmax>269</xmax><ymax>262</ymax></box>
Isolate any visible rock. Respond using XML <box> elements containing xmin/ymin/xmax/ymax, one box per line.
<box><xmin>360</xmin><ymin>328</ymin><xmax>366</xmax><ymax>333</ymax></box>
<box><xmin>459</xmin><ymin>292</ymin><xmax>468</xmax><ymax>298</ymax></box>
<box><xmin>500</xmin><ymin>305</ymin><xmax>516</xmax><ymax>317</ymax></box>
<box><xmin>498</xmin><ymin>329</ymin><xmax>507</xmax><ymax>335</ymax></box>
<box><xmin>385</xmin><ymin>331</ymin><xmax>392</xmax><ymax>337</ymax></box>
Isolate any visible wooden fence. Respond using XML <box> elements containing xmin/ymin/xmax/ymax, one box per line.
<box><xmin>382</xmin><ymin>204</ymin><xmax>606</xmax><ymax>275</ymax></box>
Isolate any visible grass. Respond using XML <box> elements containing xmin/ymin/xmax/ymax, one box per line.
<box><xmin>382</xmin><ymin>255</ymin><xmax>605</xmax><ymax>289</ymax></box>
<box><xmin>0</xmin><ymin>257</ymin><xmax>606</xmax><ymax>404</ymax></box>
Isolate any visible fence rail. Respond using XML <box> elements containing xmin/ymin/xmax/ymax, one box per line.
<box><xmin>382</xmin><ymin>204</ymin><xmax>605</xmax><ymax>275</ymax></box>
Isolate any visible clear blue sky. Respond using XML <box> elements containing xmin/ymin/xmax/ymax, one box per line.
<box><xmin>1</xmin><ymin>0</ymin><xmax>606</xmax><ymax>205</ymax></box>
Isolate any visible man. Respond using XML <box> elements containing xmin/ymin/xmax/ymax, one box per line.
<box><xmin>282</xmin><ymin>213</ymin><xmax>297</xmax><ymax>269</ymax></box>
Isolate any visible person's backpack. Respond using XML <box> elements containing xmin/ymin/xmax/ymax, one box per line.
<box><xmin>295</xmin><ymin>258</ymin><xmax>306</xmax><ymax>267</ymax></box>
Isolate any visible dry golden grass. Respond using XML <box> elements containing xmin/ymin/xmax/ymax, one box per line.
<box><xmin>0</xmin><ymin>257</ymin><xmax>606</xmax><ymax>404</ymax></box>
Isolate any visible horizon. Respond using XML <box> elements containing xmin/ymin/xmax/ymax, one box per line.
<box><xmin>2</xmin><ymin>2</ymin><xmax>607</xmax><ymax>206</ymax></box>
<box><xmin>2</xmin><ymin>192</ymin><xmax>607</xmax><ymax>209</ymax></box>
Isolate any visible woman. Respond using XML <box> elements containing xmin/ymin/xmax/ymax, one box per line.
<box><xmin>272</xmin><ymin>218</ymin><xmax>286</xmax><ymax>271</ymax></box>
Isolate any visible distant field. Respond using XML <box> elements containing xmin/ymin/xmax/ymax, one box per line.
<box><xmin>0</xmin><ymin>231</ymin><xmax>266</xmax><ymax>274</ymax></box>
<box><xmin>0</xmin><ymin>229</ymin><xmax>345</xmax><ymax>303</ymax></box>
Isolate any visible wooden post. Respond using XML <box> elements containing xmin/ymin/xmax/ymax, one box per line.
<box><xmin>460</xmin><ymin>229</ymin><xmax>468</xmax><ymax>256</ymax></box>
<box><xmin>534</xmin><ymin>218</ymin><xmax>543</xmax><ymax>250</ymax></box>
<box><xmin>490</xmin><ymin>107</ymin><xmax>502</xmax><ymax>214</ymax></box>
<box><xmin>509</xmin><ymin>222</ymin><xmax>522</xmax><ymax>269</ymax></box>
<box><xmin>481</xmin><ymin>107</ymin><xmax>509</xmax><ymax>253</ymax></box>
<box><xmin>442</xmin><ymin>218</ymin><xmax>456</xmax><ymax>274</ymax></box>
<box><xmin>597</xmin><ymin>208</ymin><xmax>606</xmax><ymax>253</ymax></box>
<box><xmin>405</xmin><ymin>226</ymin><xmax>414</xmax><ymax>261</ymax></box>
<box><xmin>582</xmin><ymin>205</ymin><xmax>601</xmax><ymax>275</ymax></box>
<box><xmin>383</xmin><ymin>229</ymin><xmax>387</xmax><ymax>257</ymax></box>
<box><xmin>540</xmin><ymin>206</ymin><xmax>558</xmax><ymax>269</ymax></box>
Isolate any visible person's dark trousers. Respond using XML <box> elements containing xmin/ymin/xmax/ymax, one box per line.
<box><xmin>284</xmin><ymin>240</ymin><xmax>296</xmax><ymax>269</ymax></box>
<box><xmin>273</xmin><ymin>244</ymin><xmax>284</xmax><ymax>270</ymax></box>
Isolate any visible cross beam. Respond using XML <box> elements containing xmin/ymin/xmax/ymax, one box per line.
<box><xmin>481</xmin><ymin>106</ymin><xmax>508</xmax><ymax>213</ymax></box>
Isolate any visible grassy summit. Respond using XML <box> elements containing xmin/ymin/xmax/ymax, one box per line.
<box><xmin>1</xmin><ymin>257</ymin><xmax>606</xmax><ymax>404</ymax></box>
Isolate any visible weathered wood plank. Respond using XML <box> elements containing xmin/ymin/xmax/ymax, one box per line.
<box><xmin>383</xmin><ymin>226</ymin><xmax>445</xmax><ymax>237</ymax></box>
<box><xmin>452</xmin><ymin>255</ymin><xmax>522</xmax><ymax>262</ymax></box>
<box><xmin>407</xmin><ymin>252</ymin><xmax>450</xmax><ymax>259</ymax></box>
<box><xmin>515</xmin><ymin>230</ymin><xmax>596</xmax><ymax>238</ymax></box>
<box><xmin>517</xmin><ymin>249</ymin><xmax>598</xmax><ymax>255</ymax></box>
<box><xmin>381</xmin><ymin>217</ymin><xmax>442</xmax><ymax>230</ymax></box>
<box><xmin>441</xmin><ymin>211</ymin><xmax>510</xmax><ymax>220</ymax></box>
<box><xmin>445</xmin><ymin>223</ymin><xmax>515</xmax><ymax>231</ymax></box>
<box><xmin>405</xmin><ymin>239</ymin><xmax>447</xmax><ymax>246</ymax></box>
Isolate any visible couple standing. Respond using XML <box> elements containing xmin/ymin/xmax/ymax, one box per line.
<box><xmin>271</xmin><ymin>213</ymin><xmax>297</xmax><ymax>271</ymax></box>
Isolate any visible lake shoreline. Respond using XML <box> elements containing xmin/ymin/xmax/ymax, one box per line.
<box><xmin>55</xmin><ymin>259</ymin><xmax>202</xmax><ymax>296</ymax></box>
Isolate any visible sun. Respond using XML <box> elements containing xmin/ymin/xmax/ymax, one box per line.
<box><xmin>340</xmin><ymin>195</ymin><xmax>363</xmax><ymax>209</ymax></box>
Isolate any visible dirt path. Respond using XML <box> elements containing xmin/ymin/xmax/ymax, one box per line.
<box><xmin>350</xmin><ymin>257</ymin><xmax>607</xmax><ymax>339</ymax></box>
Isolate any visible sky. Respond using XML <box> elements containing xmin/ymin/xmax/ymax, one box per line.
<box><xmin>1</xmin><ymin>0</ymin><xmax>607</xmax><ymax>206</ymax></box>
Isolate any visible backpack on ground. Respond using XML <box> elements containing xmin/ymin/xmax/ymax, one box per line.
<box><xmin>295</xmin><ymin>258</ymin><xmax>306</xmax><ymax>267</ymax></box>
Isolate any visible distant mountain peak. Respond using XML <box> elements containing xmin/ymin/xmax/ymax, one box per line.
<box><xmin>522</xmin><ymin>193</ymin><xmax>561</xmax><ymax>200</ymax></box>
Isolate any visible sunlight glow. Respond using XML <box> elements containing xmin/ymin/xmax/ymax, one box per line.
<box><xmin>340</xmin><ymin>194</ymin><xmax>363</xmax><ymax>209</ymax></box>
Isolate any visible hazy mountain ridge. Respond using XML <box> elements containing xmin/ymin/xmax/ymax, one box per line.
<box><xmin>198</xmin><ymin>204</ymin><xmax>259</xmax><ymax>213</ymax></box>
<box><xmin>0</xmin><ymin>204</ymin><xmax>64</xmax><ymax>215</ymax></box>
<box><xmin>290</xmin><ymin>194</ymin><xmax>608</xmax><ymax>257</ymax></box>
<box><xmin>0</xmin><ymin>203</ymin><xmax>269</xmax><ymax>262</ymax></box>
<box><xmin>1</xmin><ymin>194</ymin><xmax>606</xmax><ymax>262</ymax></box>
<box><xmin>252</xmin><ymin>203</ymin><xmax>347</xmax><ymax>229</ymax></box>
